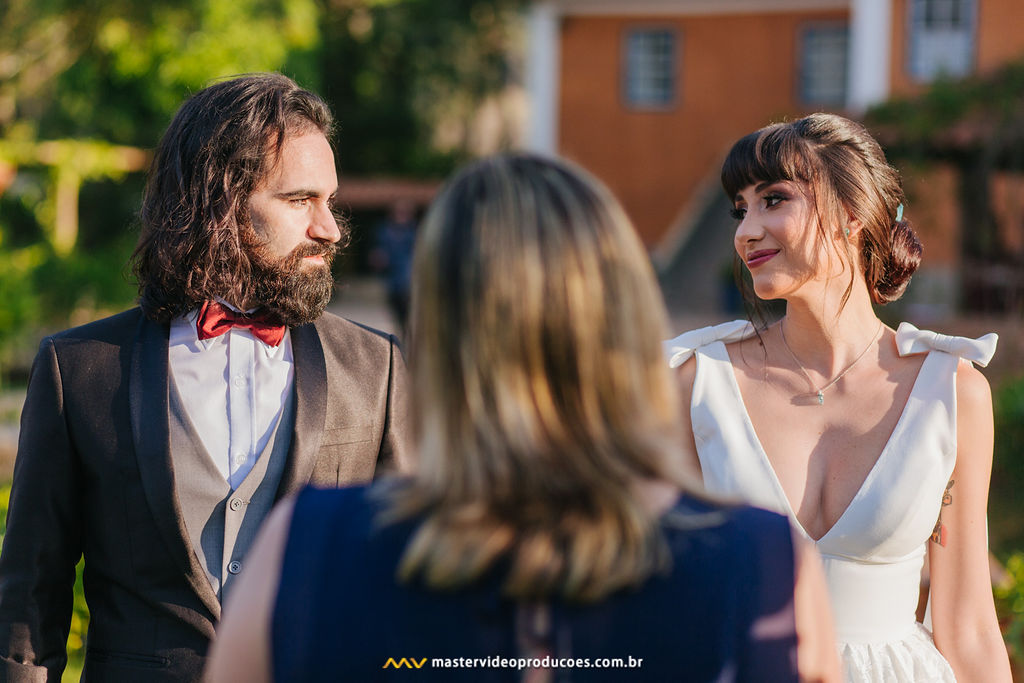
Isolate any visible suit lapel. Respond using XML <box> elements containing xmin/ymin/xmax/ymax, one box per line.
<box><xmin>275</xmin><ymin>322</ymin><xmax>328</xmax><ymax>499</ymax></box>
<box><xmin>128</xmin><ymin>315</ymin><xmax>222</xmax><ymax>621</ymax></box>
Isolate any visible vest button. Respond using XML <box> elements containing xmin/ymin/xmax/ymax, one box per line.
<box><xmin>229</xmin><ymin>498</ymin><xmax>243</xmax><ymax>511</ymax></box>
<box><xmin>228</xmin><ymin>560</ymin><xmax>242</xmax><ymax>574</ymax></box>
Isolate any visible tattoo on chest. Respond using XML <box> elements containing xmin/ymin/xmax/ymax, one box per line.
<box><xmin>930</xmin><ymin>478</ymin><xmax>955</xmax><ymax>546</ymax></box>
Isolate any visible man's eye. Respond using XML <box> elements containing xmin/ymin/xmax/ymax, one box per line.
<box><xmin>291</xmin><ymin>197</ymin><xmax>310</xmax><ymax>207</ymax></box>
<box><xmin>730</xmin><ymin>207</ymin><xmax>746</xmax><ymax>220</ymax></box>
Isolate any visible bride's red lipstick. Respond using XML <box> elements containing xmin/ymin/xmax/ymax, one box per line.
<box><xmin>746</xmin><ymin>249</ymin><xmax>778</xmax><ymax>268</ymax></box>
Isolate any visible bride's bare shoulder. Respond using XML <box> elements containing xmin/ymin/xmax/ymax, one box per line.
<box><xmin>724</xmin><ymin>327</ymin><xmax>770</xmax><ymax>374</ymax></box>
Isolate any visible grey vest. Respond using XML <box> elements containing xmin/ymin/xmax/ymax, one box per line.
<box><xmin>168</xmin><ymin>376</ymin><xmax>294</xmax><ymax>603</ymax></box>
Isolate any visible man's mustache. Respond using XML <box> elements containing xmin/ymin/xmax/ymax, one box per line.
<box><xmin>290</xmin><ymin>241</ymin><xmax>337</xmax><ymax>261</ymax></box>
<box><xmin>290</xmin><ymin>241</ymin><xmax>337</xmax><ymax>260</ymax></box>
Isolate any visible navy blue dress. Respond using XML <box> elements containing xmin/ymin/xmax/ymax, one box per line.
<box><xmin>272</xmin><ymin>485</ymin><xmax>799</xmax><ymax>682</ymax></box>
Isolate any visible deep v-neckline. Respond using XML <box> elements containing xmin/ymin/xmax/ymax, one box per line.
<box><xmin>722</xmin><ymin>345</ymin><xmax>934</xmax><ymax>543</ymax></box>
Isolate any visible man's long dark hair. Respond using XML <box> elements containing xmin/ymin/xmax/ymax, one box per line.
<box><xmin>132</xmin><ymin>73</ymin><xmax>335</xmax><ymax>322</ymax></box>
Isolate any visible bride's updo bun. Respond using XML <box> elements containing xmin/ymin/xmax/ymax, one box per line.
<box><xmin>722</xmin><ymin>112</ymin><xmax>922</xmax><ymax>305</ymax></box>
<box><xmin>870</xmin><ymin>215</ymin><xmax>922</xmax><ymax>303</ymax></box>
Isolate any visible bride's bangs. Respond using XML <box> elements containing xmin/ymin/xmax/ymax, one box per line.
<box><xmin>721</xmin><ymin>122</ymin><xmax>817</xmax><ymax>200</ymax></box>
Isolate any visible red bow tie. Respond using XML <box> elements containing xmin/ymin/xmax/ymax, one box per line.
<box><xmin>196</xmin><ymin>301</ymin><xmax>286</xmax><ymax>347</ymax></box>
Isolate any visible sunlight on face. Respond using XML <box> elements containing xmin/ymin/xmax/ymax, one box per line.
<box><xmin>731</xmin><ymin>180</ymin><xmax>848</xmax><ymax>301</ymax></box>
<box><xmin>247</xmin><ymin>131</ymin><xmax>341</xmax><ymax>262</ymax></box>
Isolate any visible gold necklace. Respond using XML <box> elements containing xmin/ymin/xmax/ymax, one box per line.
<box><xmin>779</xmin><ymin>320</ymin><xmax>883</xmax><ymax>405</ymax></box>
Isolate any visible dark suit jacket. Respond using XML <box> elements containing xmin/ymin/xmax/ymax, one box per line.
<box><xmin>0</xmin><ymin>308</ymin><xmax>411</xmax><ymax>682</ymax></box>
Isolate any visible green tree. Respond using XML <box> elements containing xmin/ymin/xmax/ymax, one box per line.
<box><xmin>318</xmin><ymin>0</ymin><xmax>526</xmax><ymax>176</ymax></box>
<box><xmin>1</xmin><ymin>0</ymin><xmax>323</xmax><ymax>145</ymax></box>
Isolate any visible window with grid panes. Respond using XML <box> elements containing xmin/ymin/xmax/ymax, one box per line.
<box><xmin>908</xmin><ymin>0</ymin><xmax>975</xmax><ymax>81</ymax></box>
<box><xmin>623</xmin><ymin>28</ymin><xmax>677</xmax><ymax>109</ymax></box>
<box><xmin>800</xmin><ymin>24</ymin><xmax>849</xmax><ymax>107</ymax></box>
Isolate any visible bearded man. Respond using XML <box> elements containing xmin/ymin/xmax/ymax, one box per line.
<box><xmin>0</xmin><ymin>73</ymin><xmax>411</xmax><ymax>682</ymax></box>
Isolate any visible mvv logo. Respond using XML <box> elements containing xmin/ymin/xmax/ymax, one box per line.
<box><xmin>382</xmin><ymin>657</ymin><xmax>428</xmax><ymax>669</ymax></box>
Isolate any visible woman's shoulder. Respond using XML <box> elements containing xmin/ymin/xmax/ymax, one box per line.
<box><xmin>664</xmin><ymin>319</ymin><xmax>757</xmax><ymax>368</ymax></box>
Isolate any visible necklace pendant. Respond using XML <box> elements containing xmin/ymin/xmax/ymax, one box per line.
<box><xmin>817</xmin><ymin>391</ymin><xmax>824</xmax><ymax>405</ymax></box>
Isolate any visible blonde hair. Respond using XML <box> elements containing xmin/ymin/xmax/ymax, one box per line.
<box><xmin>386</xmin><ymin>154</ymin><xmax>694</xmax><ymax>602</ymax></box>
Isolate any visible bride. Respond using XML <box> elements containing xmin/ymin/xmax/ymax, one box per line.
<box><xmin>666</xmin><ymin>113</ymin><xmax>1010</xmax><ymax>682</ymax></box>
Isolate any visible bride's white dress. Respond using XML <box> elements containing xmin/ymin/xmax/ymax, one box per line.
<box><xmin>665</xmin><ymin>321</ymin><xmax>998</xmax><ymax>682</ymax></box>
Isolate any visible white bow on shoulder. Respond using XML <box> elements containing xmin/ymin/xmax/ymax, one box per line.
<box><xmin>664</xmin><ymin>320</ymin><xmax>756</xmax><ymax>369</ymax></box>
<box><xmin>894</xmin><ymin>322</ymin><xmax>998</xmax><ymax>368</ymax></box>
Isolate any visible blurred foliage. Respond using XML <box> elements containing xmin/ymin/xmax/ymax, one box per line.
<box><xmin>865</xmin><ymin>56</ymin><xmax>1024</xmax><ymax>301</ymax></box>
<box><xmin>319</xmin><ymin>0</ymin><xmax>526</xmax><ymax>176</ymax></box>
<box><xmin>0</xmin><ymin>174</ymin><xmax>138</xmax><ymax>379</ymax></box>
<box><xmin>995</xmin><ymin>552</ymin><xmax>1024</xmax><ymax>676</ymax></box>
<box><xmin>0</xmin><ymin>246</ymin><xmax>44</xmax><ymax>346</ymax></box>
<box><xmin>0</xmin><ymin>0</ymin><xmax>323</xmax><ymax>145</ymax></box>
<box><xmin>991</xmin><ymin>375</ymin><xmax>1024</xmax><ymax>554</ymax></box>
<box><xmin>0</xmin><ymin>483</ymin><xmax>90</xmax><ymax>678</ymax></box>
<box><xmin>0</xmin><ymin>238</ymin><xmax>137</xmax><ymax>379</ymax></box>
<box><xmin>1</xmin><ymin>0</ymin><xmax>526</xmax><ymax>172</ymax></box>
<box><xmin>866</xmin><ymin>57</ymin><xmax>1024</xmax><ymax>165</ymax></box>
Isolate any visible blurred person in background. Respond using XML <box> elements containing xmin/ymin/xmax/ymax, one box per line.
<box><xmin>665</xmin><ymin>113</ymin><xmax>1010</xmax><ymax>682</ymax></box>
<box><xmin>207</xmin><ymin>153</ymin><xmax>840</xmax><ymax>683</ymax></box>
<box><xmin>0</xmin><ymin>73</ymin><xmax>411</xmax><ymax>682</ymax></box>
<box><xmin>369</xmin><ymin>198</ymin><xmax>418</xmax><ymax>336</ymax></box>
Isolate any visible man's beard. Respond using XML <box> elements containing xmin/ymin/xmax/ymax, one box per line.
<box><xmin>247</xmin><ymin>240</ymin><xmax>338</xmax><ymax>326</ymax></box>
